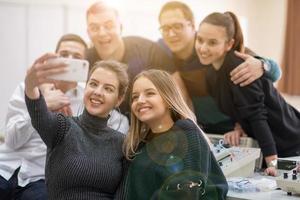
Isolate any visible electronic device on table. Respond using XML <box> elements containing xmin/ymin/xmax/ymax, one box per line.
<box><xmin>207</xmin><ymin>133</ymin><xmax>259</xmax><ymax>148</ymax></box>
<box><xmin>276</xmin><ymin>157</ymin><xmax>300</xmax><ymax>196</ymax></box>
<box><xmin>210</xmin><ymin>135</ymin><xmax>261</xmax><ymax>178</ymax></box>
<box><xmin>277</xmin><ymin>157</ymin><xmax>300</xmax><ymax>172</ymax></box>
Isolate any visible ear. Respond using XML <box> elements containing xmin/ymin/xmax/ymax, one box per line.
<box><xmin>115</xmin><ymin>95</ymin><xmax>124</xmax><ymax>108</ymax></box>
<box><xmin>226</xmin><ymin>38</ymin><xmax>235</xmax><ymax>51</ymax></box>
<box><xmin>87</xmin><ymin>27</ymin><xmax>92</xmax><ymax>39</ymax></box>
<box><xmin>190</xmin><ymin>21</ymin><xmax>196</xmax><ymax>31</ymax></box>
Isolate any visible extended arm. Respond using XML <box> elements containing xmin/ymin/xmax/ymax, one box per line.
<box><xmin>230</xmin><ymin>79</ymin><xmax>278</xmax><ymax>177</ymax></box>
<box><xmin>223</xmin><ymin>122</ymin><xmax>247</xmax><ymax>146</ymax></box>
<box><xmin>24</xmin><ymin>53</ymin><xmax>70</xmax><ymax>148</ymax></box>
<box><xmin>230</xmin><ymin>51</ymin><xmax>281</xmax><ymax>86</ymax></box>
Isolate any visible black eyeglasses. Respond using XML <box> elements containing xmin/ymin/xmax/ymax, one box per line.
<box><xmin>159</xmin><ymin>22</ymin><xmax>190</xmax><ymax>35</ymax></box>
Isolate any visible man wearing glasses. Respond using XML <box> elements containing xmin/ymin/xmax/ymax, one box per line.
<box><xmin>158</xmin><ymin>1</ymin><xmax>282</xmax><ymax>145</ymax></box>
<box><xmin>85</xmin><ymin>1</ymin><xmax>191</xmax><ymax>115</ymax></box>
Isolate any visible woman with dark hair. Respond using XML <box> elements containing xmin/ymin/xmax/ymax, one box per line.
<box><xmin>195</xmin><ymin>11</ymin><xmax>300</xmax><ymax>176</ymax></box>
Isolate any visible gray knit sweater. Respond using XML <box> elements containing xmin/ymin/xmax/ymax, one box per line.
<box><xmin>25</xmin><ymin>94</ymin><xmax>126</xmax><ymax>200</ymax></box>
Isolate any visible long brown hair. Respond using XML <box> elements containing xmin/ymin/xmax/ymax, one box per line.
<box><xmin>123</xmin><ymin>69</ymin><xmax>209</xmax><ymax>159</ymax></box>
<box><xmin>200</xmin><ymin>11</ymin><xmax>245</xmax><ymax>52</ymax></box>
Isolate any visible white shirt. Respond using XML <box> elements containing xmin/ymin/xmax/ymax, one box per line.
<box><xmin>0</xmin><ymin>82</ymin><xmax>129</xmax><ymax>187</ymax></box>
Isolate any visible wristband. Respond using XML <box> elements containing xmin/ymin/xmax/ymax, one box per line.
<box><xmin>261</xmin><ymin>60</ymin><xmax>270</xmax><ymax>72</ymax></box>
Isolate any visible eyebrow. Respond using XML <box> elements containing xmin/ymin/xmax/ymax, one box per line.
<box><xmin>197</xmin><ymin>35</ymin><xmax>217</xmax><ymax>41</ymax></box>
<box><xmin>89</xmin><ymin>20</ymin><xmax>114</xmax><ymax>26</ymax></box>
<box><xmin>132</xmin><ymin>88</ymin><xmax>156</xmax><ymax>95</ymax></box>
<box><xmin>89</xmin><ymin>78</ymin><xmax>117</xmax><ymax>88</ymax></box>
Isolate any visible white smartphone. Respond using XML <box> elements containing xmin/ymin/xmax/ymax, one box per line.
<box><xmin>47</xmin><ymin>57</ymin><xmax>89</xmax><ymax>82</ymax></box>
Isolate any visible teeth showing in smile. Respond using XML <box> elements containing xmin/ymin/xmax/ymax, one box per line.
<box><xmin>91</xmin><ymin>98</ymin><xmax>103</xmax><ymax>105</ymax></box>
<box><xmin>98</xmin><ymin>40</ymin><xmax>110</xmax><ymax>45</ymax></box>
<box><xmin>200</xmin><ymin>54</ymin><xmax>209</xmax><ymax>58</ymax></box>
<box><xmin>138</xmin><ymin>107</ymin><xmax>150</xmax><ymax>113</ymax></box>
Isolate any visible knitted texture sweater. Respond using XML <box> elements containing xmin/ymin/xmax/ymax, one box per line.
<box><xmin>125</xmin><ymin>119</ymin><xmax>228</xmax><ymax>200</ymax></box>
<box><xmin>25</xmin><ymin>94</ymin><xmax>126</xmax><ymax>200</ymax></box>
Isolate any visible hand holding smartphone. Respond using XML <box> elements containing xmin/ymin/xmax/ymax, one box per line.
<box><xmin>47</xmin><ymin>57</ymin><xmax>89</xmax><ymax>82</ymax></box>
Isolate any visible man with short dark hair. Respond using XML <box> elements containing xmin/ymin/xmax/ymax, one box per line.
<box><xmin>158</xmin><ymin>1</ymin><xmax>282</xmax><ymax>144</ymax></box>
<box><xmin>0</xmin><ymin>33</ymin><xmax>128</xmax><ymax>200</ymax></box>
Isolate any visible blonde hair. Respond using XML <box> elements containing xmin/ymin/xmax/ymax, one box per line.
<box><xmin>86</xmin><ymin>1</ymin><xmax>121</xmax><ymax>23</ymax></box>
<box><xmin>124</xmin><ymin>69</ymin><xmax>209</xmax><ymax>159</ymax></box>
<box><xmin>159</xmin><ymin>1</ymin><xmax>195</xmax><ymax>26</ymax></box>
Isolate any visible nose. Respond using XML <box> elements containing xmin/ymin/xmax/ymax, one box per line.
<box><xmin>199</xmin><ymin>43</ymin><xmax>208</xmax><ymax>53</ymax></box>
<box><xmin>97</xmin><ymin>26</ymin><xmax>107</xmax><ymax>36</ymax></box>
<box><xmin>137</xmin><ymin>94</ymin><xmax>146</xmax><ymax>103</ymax></box>
<box><xmin>166</xmin><ymin>28</ymin><xmax>177</xmax><ymax>37</ymax></box>
<box><xmin>94</xmin><ymin>86</ymin><xmax>104</xmax><ymax>96</ymax></box>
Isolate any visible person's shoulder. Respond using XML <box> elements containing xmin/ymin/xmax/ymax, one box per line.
<box><xmin>174</xmin><ymin>119</ymin><xmax>209</xmax><ymax>146</ymax></box>
<box><xmin>18</xmin><ymin>82</ymin><xmax>25</xmax><ymax>90</ymax></box>
<box><xmin>223</xmin><ymin>50</ymin><xmax>244</xmax><ymax>72</ymax></box>
<box><xmin>124</xmin><ymin>36</ymin><xmax>153</xmax><ymax>44</ymax></box>
<box><xmin>9</xmin><ymin>82</ymin><xmax>26</xmax><ymax>102</ymax></box>
<box><xmin>124</xmin><ymin>36</ymin><xmax>163</xmax><ymax>50</ymax></box>
<box><xmin>108</xmin><ymin>127</ymin><xmax>126</xmax><ymax>140</ymax></box>
<box><xmin>86</xmin><ymin>46</ymin><xmax>96</xmax><ymax>54</ymax></box>
<box><xmin>86</xmin><ymin>46</ymin><xmax>98</xmax><ymax>59</ymax></box>
<box><xmin>13</xmin><ymin>82</ymin><xmax>25</xmax><ymax>94</ymax></box>
<box><xmin>174</xmin><ymin>118</ymin><xmax>197</xmax><ymax>131</ymax></box>
<box><xmin>156</xmin><ymin>38</ymin><xmax>173</xmax><ymax>58</ymax></box>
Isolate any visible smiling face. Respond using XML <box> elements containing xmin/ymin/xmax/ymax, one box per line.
<box><xmin>159</xmin><ymin>9</ymin><xmax>195</xmax><ymax>59</ymax></box>
<box><xmin>87</xmin><ymin>9</ymin><xmax>123</xmax><ymax>60</ymax></box>
<box><xmin>84</xmin><ymin>67</ymin><xmax>121</xmax><ymax>118</ymax></box>
<box><xmin>57</xmin><ymin>40</ymin><xmax>86</xmax><ymax>60</ymax></box>
<box><xmin>195</xmin><ymin>22</ymin><xmax>234</xmax><ymax>69</ymax></box>
<box><xmin>131</xmin><ymin>76</ymin><xmax>173</xmax><ymax>131</ymax></box>
<box><xmin>53</xmin><ymin>40</ymin><xmax>87</xmax><ymax>91</ymax></box>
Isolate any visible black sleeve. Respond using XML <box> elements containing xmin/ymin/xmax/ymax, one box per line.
<box><xmin>229</xmin><ymin>76</ymin><xmax>277</xmax><ymax>156</ymax></box>
<box><xmin>25</xmin><ymin>93</ymin><xmax>70</xmax><ymax>149</ymax></box>
<box><xmin>221</xmin><ymin>51</ymin><xmax>277</xmax><ymax>156</ymax></box>
<box><xmin>244</xmin><ymin>47</ymin><xmax>257</xmax><ymax>57</ymax></box>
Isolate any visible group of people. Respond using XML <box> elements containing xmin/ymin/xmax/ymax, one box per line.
<box><xmin>1</xmin><ymin>1</ymin><xmax>300</xmax><ymax>200</ymax></box>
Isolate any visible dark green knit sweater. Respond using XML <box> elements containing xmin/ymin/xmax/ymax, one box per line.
<box><xmin>25</xmin><ymin>94</ymin><xmax>127</xmax><ymax>200</ymax></box>
<box><xmin>125</xmin><ymin>119</ymin><xmax>228</xmax><ymax>200</ymax></box>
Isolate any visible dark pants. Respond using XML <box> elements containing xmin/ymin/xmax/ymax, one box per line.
<box><xmin>0</xmin><ymin>168</ymin><xmax>47</xmax><ymax>200</ymax></box>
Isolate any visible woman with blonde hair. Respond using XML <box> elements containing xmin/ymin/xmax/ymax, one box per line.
<box><xmin>124</xmin><ymin>69</ymin><xmax>227</xmax><ymax>200</ymax></box>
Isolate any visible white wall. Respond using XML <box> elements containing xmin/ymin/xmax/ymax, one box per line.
<box><xmin>0</xmin><ymin>0</ymin><xmax>287</xmax><ymax>129</ymax></box>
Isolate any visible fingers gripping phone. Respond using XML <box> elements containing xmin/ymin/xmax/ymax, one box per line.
<box><xmin>47</xmin><ymin>57</ymin><xmax>89</xmax><ymax>82</ymax></box>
